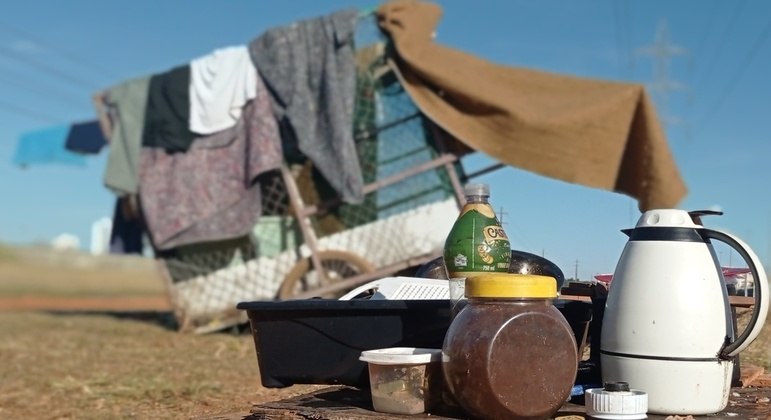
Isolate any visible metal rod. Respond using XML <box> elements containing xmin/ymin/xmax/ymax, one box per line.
<box><xmin>465</xmin><ymin>162</ymin><xmax>506</xmax><ymax>180</ymax></box>
<box><xmin>379</xmin><ymin>145</ymin><xmax>432</xmax><ymax>166</ymax></box>
<box><xmin>362</xmin><ymin>154</ymin><xmax>457</xmax><ymax>195</ymax></box>
<box><xmin>299</xmin><ymin>154</ymin><xmax>458</xmax><ymax>218</ymax></box>
<box><xmin>428</xmin><ymin>122</ymin><xmax>465</xmax><ymax>209</ymax></box>
<box><xmin>374</xmin><ymin>186</ymin><xmax>449</xmax><ymax>213</ymax></box>
<box><xmin>354</xmin><ymin>112</ymin><xmax>422</xmax><ymax>142</ymax></box>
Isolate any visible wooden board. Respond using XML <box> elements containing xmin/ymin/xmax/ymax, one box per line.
<box><xmin>740</xmin><ymin>364</ymin><xmax>766</xmax><ymax>388</ymax></box>
<box><xmin>200</xmin><ymin>385</ymin><xmax>771</xmax><ymax>420</ymax></box>
<box><xmin>753</xmin><ymin>373</ymin><xmax>771</xmax><ymax>388</ymax></box>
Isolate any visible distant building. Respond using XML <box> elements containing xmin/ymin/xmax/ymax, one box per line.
<box><xmin>90</xmin><ymin>217</ymin><xmax>112</xmax><ymax>255</ymax></box>
<box><xmin>51</xmin><ymin>233</ymin><xmax>80</xmax><ymax>251</ymax></box>
<box><xmin>723</xmin><ymin>268</ymin><xmax>755</xmax><ymax>297</ymax></box>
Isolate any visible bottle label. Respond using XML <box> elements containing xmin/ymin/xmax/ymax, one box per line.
<box><xmin>444</xmin><ymin>205</ymin><xmax>511</xmax><ymax>277</ymax></box>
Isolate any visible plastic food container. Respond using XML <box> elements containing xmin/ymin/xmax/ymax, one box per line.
<box><xmin>359</xmin><ymin>347</ymin><xmax>442</xmax><ymax>415</ymax></box>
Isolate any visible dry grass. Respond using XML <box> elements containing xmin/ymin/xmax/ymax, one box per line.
<box><xmin>0</xmin><ymin>247</ymin><xmax>319</xmax><ymax>419</ymax></box>
<box><xmin>0</xmin><ymin>245</ymin><xmax>769</xmax><ymax>418</ymax></box>
<box><xmin>0</xmin><ymin>248</ymin><xmax>163</xmax><ymax>297</ymax></box>
<box><xmin>737</xmin><ymin>308</ymin><xmax>771</xmax><ymax>371</ymax></box>
<box><xmin>0</xmin><ymin>311</ymin><xmax>320</xmax><ymax>419</ymax></box>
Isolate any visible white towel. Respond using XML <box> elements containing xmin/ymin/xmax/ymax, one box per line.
<box><xmin>189</xmin><ymin>46</ymin><xmax>257</xmax><ymax>135</ymax></box>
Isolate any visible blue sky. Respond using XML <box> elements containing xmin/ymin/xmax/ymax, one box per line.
<box><xmin>0</xmin><ymin>0</ymin><xmax>769</xmax><ymax>279</ymax></box>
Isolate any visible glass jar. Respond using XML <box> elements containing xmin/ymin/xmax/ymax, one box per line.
<box><xmin>442</xmin><ymin>274</ymin><xmax>578</xmax><ymax>420</ymax></box>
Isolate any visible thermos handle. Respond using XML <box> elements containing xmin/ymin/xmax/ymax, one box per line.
<box><xmin>702</xmin><ymin>229</ymin><xmax>769</xmax><ymax>358</ymax></box>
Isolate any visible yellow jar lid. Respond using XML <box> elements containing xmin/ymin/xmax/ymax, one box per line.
<box><xmin>465</xmin><ymin>274</ymin><xmax>557</xmax><ymax>298</ymax></box>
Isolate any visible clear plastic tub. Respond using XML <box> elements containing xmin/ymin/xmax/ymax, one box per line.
<box><xmin>359</xmin><ymin>347</ymin><xmax>442</xmax><ymax>415</ymax></box>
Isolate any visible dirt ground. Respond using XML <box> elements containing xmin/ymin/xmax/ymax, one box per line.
<box><xmin>0</xmin><ymin>311</ymin><xmax>323</xmax><ymax>420</ymax></box>
<box><xmin>0</xmin><ymin>248</ymin><xmax>321</xmax><ymax>419</ymax></box>
<box><xmin>1</xmin><ymin>246</ymin><xmax>770</xmax><ymax>419</ymax></box>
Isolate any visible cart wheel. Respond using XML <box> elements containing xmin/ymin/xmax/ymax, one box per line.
<box><xmin>278</xmin><ymin>250</ymin><xmax>376</xmax><ymax>299</ymax></box>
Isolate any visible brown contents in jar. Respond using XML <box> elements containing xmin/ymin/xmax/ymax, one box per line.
<box><xmin>443</xmin><ymin>301</ymin><xmax>578</xmax><ymax>420</ymax></box>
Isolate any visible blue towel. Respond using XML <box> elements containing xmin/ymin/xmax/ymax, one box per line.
<box><xmin>65</xmin><ymin>121</ymin><xmax>106</xmax><ymax>154</ymax></box>
<box><xmin>13</xmin><ymin>125</ymin><xmax>87</xmax><ymax>167</ymax></box>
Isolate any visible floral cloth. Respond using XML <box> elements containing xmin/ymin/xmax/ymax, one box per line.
<box><xmin>139</xmin><ymin>72</ymin><xmax>282</xmax><ymax>250</ymax></box>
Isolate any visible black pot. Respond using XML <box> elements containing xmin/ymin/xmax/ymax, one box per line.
<box><xmin>415</xmin><ymin>250</ymin><xmax>565</xmax><ymax>289</ymax></box>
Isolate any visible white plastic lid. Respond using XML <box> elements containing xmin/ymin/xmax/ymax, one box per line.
<box><xmin>359</xmin><ymin>347</ymin><xmax>442</xmax><ymax>365</ymax></box>
<box><xmin>585</xmin><ymin>383</ymin><xmax>648</xmax><ymax>420</ymax></box>
<box><xmin>463</xmin><ymin>183</ymin><xmax>489</xmax><ymax>197</ymax></box>
<box><xmin>635</xmin><ymin>209</ymin><xmax>698</xmax><ymax>229</ymax></box>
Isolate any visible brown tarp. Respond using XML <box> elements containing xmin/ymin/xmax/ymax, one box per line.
<box><xmin>377</xmin><ymin>0</ymin><xmax>687</xmax><ymax>211</ymax></box>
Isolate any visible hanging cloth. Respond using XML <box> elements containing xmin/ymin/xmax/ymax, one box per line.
<box><xmin>142</xmin><ymin>65</ymin><xmax>195</xmax><ymax>153</ymax></box>
<box><xmin>139</xmin><ymin>72</ymin><xmax>282</xmax><ymax>250</ymax></box>
<box><xmin>109</xmin><ymin>196</ymin><xmax>144</xmax><ymax>255</ymax></box>
<box><xmin>12</xmin><ymin>125</ymin><xmax>86</xmax><ymax>167</ymax></box>
<box><xmin>103</xmin><ymin>76</ymin><xmax>151</xmax><ymax>196</ymax></box>
<box><xmin>65</xmin><ymin>120</ymin><xmax>107</xmax><ymax>154</ymax></box>
<box><xmin>248</xmin><ymin>9</ymin><xmax>363</xmax><ymax>204</ymax></box>
<box><xmin>189</xmin><ymin>45</ymin><xmax>258</xmax><ymax>135</ymax></box>
<box><xmin>377</xmin><ymin>0</ymin><xmax>686</xmax><ymax>211</ymax></box>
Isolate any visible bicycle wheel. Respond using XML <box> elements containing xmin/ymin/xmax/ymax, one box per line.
<box><xmin>278</xmin><ymin>250</ymin><xmax>376</xmax><ymax>299</ymax></box>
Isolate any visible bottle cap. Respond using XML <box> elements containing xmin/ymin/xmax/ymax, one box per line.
<box><xmin>465</xmin><ymin>274</ymin><xmax>557</xmax><ymax>298</ymax></box>
<box><xmin>463</xmin><ymin>183</ymin><xmax>489</xmax><ymax>197</ymax></box>
<box><xmin>585</xmin><ymin>384</ymin><xmax>648</xmax><ymax>420</ymax></box>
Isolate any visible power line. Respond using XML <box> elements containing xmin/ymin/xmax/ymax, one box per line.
<box><xmin>698</xmin><ymin>18</ymin><xmax>771</xmax><ymax>126</ymax></box>
<box><xmin>636</xmin><ymin>19</ymin><xmax>688</xmax><ymax>128</ymax></box>
<box><xmin>0</xmin><ymin>45</ymin><xmax>98</xmax><ymax>90</ymax></box>
<box><xmin>497</xmin><ymin>206</ymin><xmax>509</xmax><ymax>227</ymax></box>
<box><xmin>691</xmin><ymin>0</ymin><xmax>721</xmax><ymax>71</ymax></box>
<box><xmin>693</xmin><ymin>0</ymin><xmax>747</xmax><ymax>92</ymax></box>
<box><xmin>0</xmin><ymin>99</ymin><xmax>60</xmax><ymax>123</ymax></box>
<box><xmin>0</xmin><ymin>22</ymin><xmax>116</xmax><ymax>80</ymax></box>
<box><xmin>574</xmin><ymin>259</ymin><xmax>579</xmax><ymax>280</ymax></box>
<box><xmin>499</xmin><ymin>208</ymin><xmax>536</xmax><ymax>252</ymax></box>
<box><xmin>678</xmin><ymin>0</ymin><xmax>720</xmax><ymax>139</ymax></box>
<box><xmin>612</xmin><ymin>1</ymin><xmax>625</xmax><ymax>75</ymax></box>
<box><xmin>612</xmin><ymin>0</ymin><xmax>633</xmax><ymax>78</ymax></box>
<box><xmin>0</xmin><ymin>67</ymin><xmax>88</xmax><ymax>106</ymax></box>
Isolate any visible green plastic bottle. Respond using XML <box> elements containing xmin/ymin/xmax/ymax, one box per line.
<box><xmin>443</xmin><ymin>183</ymin><xmax>511</xmax><ymax>316</ymax></box>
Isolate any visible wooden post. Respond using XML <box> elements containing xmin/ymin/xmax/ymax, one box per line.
<box><xmin>280</xmin><ymin>165</ymin><xmax>327</xmax><ymax>288</ymax></box>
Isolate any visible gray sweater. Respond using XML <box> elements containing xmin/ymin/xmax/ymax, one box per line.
<box><xmin>249</xmin><ymin>9</ymin><xmax>363</xmax><ymax>204</ymax></box>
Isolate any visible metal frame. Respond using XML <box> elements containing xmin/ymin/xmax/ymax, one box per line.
<box><xmin>92</xmin><ymin>82</ymin><xmax>504</xmax><ymax>305</ymax></box>
<box><xmin>277</xmin><ymin>122</ymin><xmax>503</xmax><ymax>299</ymax></box>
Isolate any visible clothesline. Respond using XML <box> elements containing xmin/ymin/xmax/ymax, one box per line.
<box><xmin>12</xmin><ymin>6</ymin><xmax>381</xmax><ymax>267</ymax></box>
<box><xmin>13</xmin><ymin>0</ymin><xmax>689</xmax><ymax>257</ymax></box>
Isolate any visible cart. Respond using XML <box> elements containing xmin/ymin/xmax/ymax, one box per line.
<box><xmin>156</xmin><ymin>18</ymin><xmax>502</xmax><ymax>333</ymax></box>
